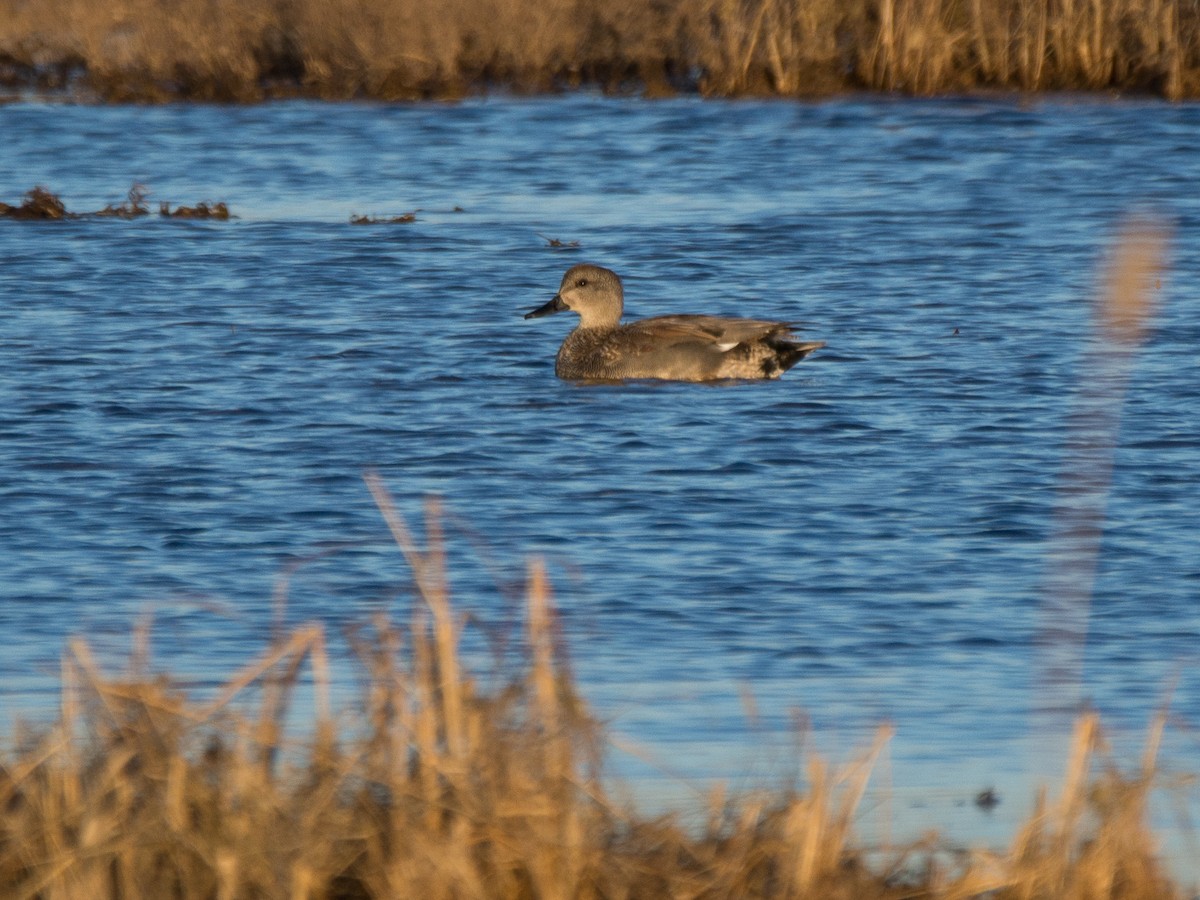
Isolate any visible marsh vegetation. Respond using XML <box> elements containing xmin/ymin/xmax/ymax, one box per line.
<box><xmin>0</xmin><ymin>488</ymin><xmax>1187</xmax><ymax>899</ymax></box>
<box><xmin>1</xmin><ymin>0</ymin><xmax>1198</xmax><ymax>101</ymax></box>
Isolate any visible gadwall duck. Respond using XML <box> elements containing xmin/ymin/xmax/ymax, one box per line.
<box><xmin>524</xmin><ymin>264</ymin><xmax>824</xmax><ymax>382</ymax></box>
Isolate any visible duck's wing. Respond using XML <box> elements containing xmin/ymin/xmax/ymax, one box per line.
<box><xmin>592</xmin><ymin>315</ymin><xmax>820</xmax><ymax>381</ymax></box>
<box><xmin>622</xmin><ymin>315</ymin><xmax>793</xmax><ymax>350</ymax></box>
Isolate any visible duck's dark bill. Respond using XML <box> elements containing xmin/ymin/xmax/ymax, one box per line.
<box><xmin>524</xmin><ymin>295</ymin><xmax>568</xmax><ymax>319</ymax></box>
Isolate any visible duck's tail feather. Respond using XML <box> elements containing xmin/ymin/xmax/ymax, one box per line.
<box><xmin>770</xmin><ymin>339</ymin><xmax>825</xmax><ymax>374</ymax></box>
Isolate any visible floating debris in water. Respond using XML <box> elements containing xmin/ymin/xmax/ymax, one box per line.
<box><xmin>536</xmin><ymin>233</ymin><xmax>581</xmax><ymax>249</ymax></box>
<box><xmin>350</xmin><ymin>211</ymin><xmax>418</xmax><ymax>224</ymax></box>
<box><xmin>975</xmin><ymin>787</ymin><xmax>1000</xmax><ymax>810</ymax></box>
<box><xmin>160</xmin><ymin>201</ymin><xmax>231</xmax><ymax>220</ymax></box>
<box><xmin>0</xmin><ymin>184</ymin><xmax>232</xmax><ymax>221</ymax></box>
<box><xmin>93</xmin><ymin>183</ymin><xmax>151</xmax><ymax>218</ymax></box>
<box><xmin>0</xmin><ymin>186</ymin><xmax>69</xmax><ymax>220</ymax></box>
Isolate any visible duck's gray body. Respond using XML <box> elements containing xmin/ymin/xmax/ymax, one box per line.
<box><xmin>525</xmin><ymin>264</ymin><xmax>824</xmax><ymax>382</ymax></box>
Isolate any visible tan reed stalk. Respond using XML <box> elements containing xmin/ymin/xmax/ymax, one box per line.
<box><xmin>876</xmin><ymin>0</ymin><xmax>899</xmax><ymax>89</ymax></box>
<box><xmin>788</xmin><ymin>723</ymin><xmax>894</xmax><ymax>891</ymax></box>
<box><xmin>365</xmin><ymin>473</ymin><xmax>466</xmax><ymax>761</ymax></box>
<box><xmin>969</xmin><ymin>0</ymin><xmax>991</xmax><ymax>79</ymax></box>
<box><xmin>1016</xmin><ymin>0</ymin><xmax>1049</xmax><ymax>89</ymax></box>
<box><xmin>1162</xmin><ymin>0</ymin><xmax>1185</xmax><ymax>99</ymax></box>
<box><xmin>1035</xmin><ymin>220</ymin><xmax>1168</xmax><ymax>719</ymax></box>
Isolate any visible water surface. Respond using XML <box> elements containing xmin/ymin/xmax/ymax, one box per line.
<box><xmin>2</xmin><ymin>95</ymin><xmax>1199</xmax><ymax>863</ymax></box>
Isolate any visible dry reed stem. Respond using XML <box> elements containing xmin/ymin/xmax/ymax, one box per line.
<box><xmin>1100</xmin><ymin>219</ymin><xmax>1168</xmax><ymax>343</ymax></box>
<box><xmin>1036</xmin><ymin>221</ymin><xmax>1169</xmax><ymax>717</ymax></box>
<box><xmin>994</xmin><ymin>714</ymin><xmax>1179</xmax><ymax>899</ymax></box>
<box><xmin>365</xmin><ymin>472</ymin><xmax>466</xmax><ymax>761</ymax></box>
<box><xmin>199</xmin><ymin>625</ymin><xmax>326</xmax><ymax>722</ymax></box>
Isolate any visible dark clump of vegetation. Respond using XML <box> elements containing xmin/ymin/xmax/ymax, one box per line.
<box><xmin>350</xmin><ymin>211</ymin><xmax>417</xmax><ymax>224</ymax></box>
<box><xmin>537</xmin><ymin>232</ymin><xmax>582</xmax><ymax>249</ymax></box>
<box><xmin>160</xmin><ymin>200</ymin><xmax>231</xmax><ymax>219</ymax></box>
<box><xmin>93</xmin><ymin>182</ymin><xmax>151</xmax><ymax>217</ymax></box>
<box><xmin>0</xmin><ymin>185</ymin><xmax>232</xmax><ymax>220</ymax></box>
<box><xmin>0</xmin><ymin>186</ymin><xmax>70</xmax><ymax>220</ymax></box>
<box><xmin>1</xmin><ymin>0</ymin><xmax>1199</xmax><ymax>101</ymax></box>
<box><xmin>0</xmin><ymin>486</ymin><xmax>1188</xmax><ymax>899</ymax></box>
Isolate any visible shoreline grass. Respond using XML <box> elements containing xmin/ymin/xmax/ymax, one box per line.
<box><xmin>0</xmin><ymin>489</ymin><xmax>1188</xmax><ymax>899</ymax></box>
<box><xmin>2</xmin><ymin>0</ymin><xmax>1199</xmax><ymax>102</ymax></box>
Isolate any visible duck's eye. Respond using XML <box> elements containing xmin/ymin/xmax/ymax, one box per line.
<box><xmin>576</xmin><ymin>278</ymin><xmax>588</xmax><ymax>287</ymax></box>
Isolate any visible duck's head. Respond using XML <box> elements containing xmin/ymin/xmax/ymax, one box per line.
<box><xmin>525</xmin><ymin>264</ymin><xmax>624</xmax><ymax>329</ymax></box>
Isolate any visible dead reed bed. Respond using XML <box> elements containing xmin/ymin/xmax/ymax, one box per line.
<box><xmin>0</xmin><ymin>481</ymin><xmax>1187</xmax><ymax>899</ymax></box>
<box><xmin>1</xmin><ymin>0</ymin><xmax>1198</xmax><ymax>101</ymax></box>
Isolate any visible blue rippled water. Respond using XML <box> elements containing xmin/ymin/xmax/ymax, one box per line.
<box><xmin>2</xmin><ymin>94</ymin><xmax>1199</xmax><ymax>861</ymax></box>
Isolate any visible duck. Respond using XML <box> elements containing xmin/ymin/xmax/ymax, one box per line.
<box><xmin>524</xmin><ymin>264</ymin><xmax>824</xmax><ymax>382</ymax></box>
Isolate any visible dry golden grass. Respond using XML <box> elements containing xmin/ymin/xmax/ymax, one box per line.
<box><xmin>0</xmin><ymin>479</ymin><xmax>1187</xmax><ymax>899</ymax></box>
<box><xmin>1</xmin><ymin>0</ymin><xmax>1199</xmax><ymax>99</ymax></box>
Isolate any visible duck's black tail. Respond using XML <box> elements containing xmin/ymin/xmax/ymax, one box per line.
<box><xmin>765</xmin><ymin>339</ymin><xmax>825</xmax><ymax>376</ymax></box>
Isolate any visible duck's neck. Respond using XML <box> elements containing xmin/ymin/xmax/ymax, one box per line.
<box><xmin>572</xmin><ymin>319</ymin><xmax>619</xmax><ymax>335</ymax></box>
<box><xmin>573</xmin><ymin>306</ymin><xmax>622</xmax><ymax>329</ymax></box>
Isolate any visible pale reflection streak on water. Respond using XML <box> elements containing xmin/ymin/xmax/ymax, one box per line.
<box><xmin>1</xmin><ymin>95</ymin><xmax>1199</xmax><ymax>855</ymax></box>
